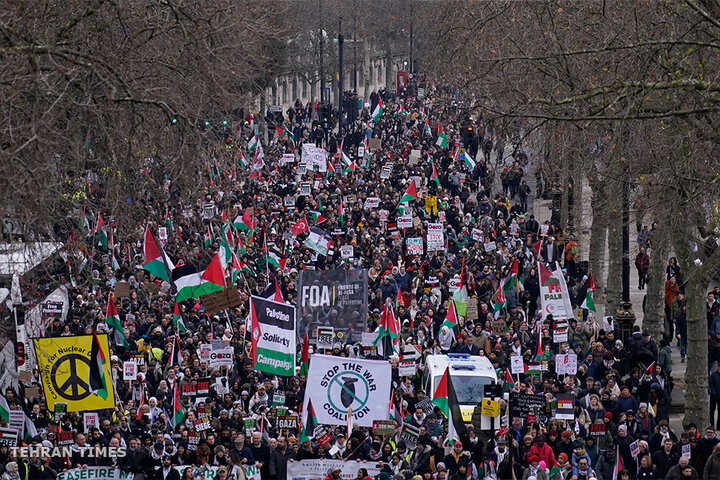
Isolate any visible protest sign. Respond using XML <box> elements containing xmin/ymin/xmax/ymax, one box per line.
<box><xmin>373</xmin><ymin>420</ymin><xmax>396</xmax><ymax>435</ymax></box>
<box><xmin>298</xmin><ymin>269</ymin><xmax>368</xmax><ymax>343</ymax></box>
<box><xmin>406</xmin><ymin>237</ymin><xmax>424</xmax><ymax>255</ymax></box>
<box><xmin>249</xmin><ymin>295</ymin><xmax>296</xmax><ymax>376</ymax></box>
<box><xmin>340</xmin><ymin>245</ymin><xmax>354</xmax><ymax>259</ymax></box>
<box><xmin>398</xmin><ymin>424</ymin><xmax>420</xmax><ymax>449</ymax></box>
<box><xmin>364</xmin><ymin>197</ymin><xmax>380</xmax><ymax>209</ymax></box>
<box><xmin>34</xmin><ymin>335</ymin><xmax>115</xmax><ymax>412</ymax></box>
<box><xmin>123</xmin><ymin>361</ymin><xmax>137</xmax><ymax>380</ymax></box>
<box><xmin>317</xmin><ymin>327</ymin><xmax>334</xmax><ymax>348</ymax></box>
<box><xmin>510</xmin><ymin>356</ymin><xmax>524</xmax><ymax>375</ymax></box>
<box><xmin>555</xmin><ymin>393</ymin><xmax>575</xmax><ymax>420</ymax></box>
<box><xmin>509</xmin><ymin>392</ymin><xmax>546</xmax><ymax>418</ymax></box>
<box><xmin>481</xmin><ymin>399</ymin><xmax>501</xmax><ymax>417</ymax></box>
<box><xmin>399</xmin><ymin>361</ymin><xmax>416</xmax><ymax>377</ymax></box>
<box><xmin>397</xmin><ymin>215</ymin><xmax>413</xmax><ymax>229</ymax></box>
<box><xmin>277</xmin><ymin>415</ymin><xmax>298</xmax><ymax>430</ymax></box>
<box><xmin>209</xmin><ymin>344</ymin><xmax>234</xmax><ymax>368</ymax></box>
<box><xmin>555</xmin><ymin>353</ymin><xmax>577</xmax><ymax>375</ymax></box>
<box><xmin>0</xmin><ymin>428</ymin><xmax>17</xmax><ymax>447</ymax></box>
<box><xmin>288</xmin><ymin>460</ymin><xmax>380</xmax><ymax>480</ymax></box>
<box><xmin>416</xmin><ymin>397</ymin><xmax>435</xmax><ymax>414</ymax></box>
<box><xmin>426</xmin><ymin>223</ymin><xmax>444</xmax><ymax>251</ymax></box>
<box><xmin>303</xmin><ymin>354</ymin><xmax>392</xmax><ymax>427</ymax></box>
<box><xmin>57</xmin><ymin>467</ymin><xmax>134</xmax><ymax>480</ymax></box>
<box><xmin>538</xmin><ymin>262</ymin><xmax>575</xmax><ymax>320</ymax></box>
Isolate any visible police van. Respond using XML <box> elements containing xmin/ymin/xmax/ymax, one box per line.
<box><xmin>423</xmin><ymin>353</ymin><xmax>499</xmax><ymax>425</ymax></box>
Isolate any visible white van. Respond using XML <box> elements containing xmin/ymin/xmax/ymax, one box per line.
<box><xmin>423</xmin><ymin>353</ymin><xmax>498</xmax><ymax>423</ymax></box>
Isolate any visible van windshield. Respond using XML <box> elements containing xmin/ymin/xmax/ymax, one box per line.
<box><xmin>450</xmin><ymin>375</ymin><xmax>494</xmax><ymax>404</ymax></box>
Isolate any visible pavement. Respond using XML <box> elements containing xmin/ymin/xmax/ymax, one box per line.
<box><xmin>510</xmin><ymin>146</ymin><xmax>689</xmax><ymax>431</ymax></box>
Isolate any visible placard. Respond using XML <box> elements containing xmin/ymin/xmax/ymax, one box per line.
<box><xmin>158</xmin><ymin>227</ymin><xmax>168</xmax><ymax>241</ymax></box>
<box><xmin>58</xmin><ymin>430</ymin><xmax>74</xmax><ymax>446</ymax></box>
<box><xmin>215</xmin><ymin>376</ymin><xmax>230</xmax><ymax>395</ymax></box>
<box><xmin>465</xmin><ymin>298</ymin><xmax>478</xmax><ymax>320</ymax></box>
<box><xmin>426</xmin><ymin>223</ymin><xmax>444</xmax><ymax>251</ymax></box>
<box><xmin>8</xmin><ymin>410</ymin><xmax>24</xmax><ymax>437</ymax></box>
<box><xmin>277</xmin><ymin>415</ymin><xmax>298</xmax><ymax>430</ymax></box>
<box><xmin>590</xmin><ymin>423</ymin><xmax>607</xmax><ymax>436</ymax></box>
<box><xmin>471</xmin><ymin>228</ymin><xmax>483</xmax><ymax>242</ymax></box>
<box><xmin>194</xmin><ymin>417</ymin><xmax>212</xmax><ymax>431</ymax></box>
<box><xmin>282</xmin><ymin>154</ymin><xmax>296</xmax><ymax>164</ymax></box>
<box><xmin>406</xmin><ymin>237</ymin><xmax>424</xmax><ymax>255</ymax></box>
<box><xmin>123</xmin><ymin>361</ymin><xmax>137</xmax><ymax>380</ymax></box>
<box><xmin>201</xmin><ymin>287</ymin><xmax>243</xmax><ymax>315</ymax></box>
<box><xmin>555</xmin><ymin>393</ymin><xmax>575</xmax><ymax>420</ymax></box>
<box><xmin>510</xmin><ymin>356</ymin><xmax>524</xmax><ymax>375</ymax></box>
<box><xmin>364</xmin><ymin>197</ymin><xmax>380</xmax><ymax>209</ymax></box>
<box><xmin>378</xmin><ymin>209</ymin><xmax>389</xmax><ymax>222</ymax></box>
<box><xmin>630</xmin><ymin>441</ymin><xmax>640</xmax><ymax>457</ymax></box>
<box><xmin>196</xmin><ymin>378</ymin><xmax>211</xmax><ymax>396</ymax></box>
<box><xmin>24</xmin><ymin>386</ymin><xmax>41</xmax><ymax>399</ymax></box>
<box><xmin>114</xmin><ymin>282</ymin><xmax>131</xmax><ymax>298</ymax></box>
<box><xmin>273</xmin><ymin>393</ymin><xmax>286</xmax><ymax>405</ymax></box>
<box><xmin>415</xmin><ymin>397</ymin><xmax>435</xmax><ymax>414</ymax></box>
<box><xmin>398</xmin><ymin>424</ymin><xmax>420</xmax><ymax>449</ymax></box>
<box><xmin>316</xmin><ymin>326</ymin><xmax>334</xmax><ymax>347</ymax></box>
<box><xmin>555</xmin><ymin>353</ymin><xmax>577</xmax><ymax>375</ymax></box>
<box><xmin>0</xmin><ymin>428</ymin><xmax>17</xmax><ymax>447</ymax></box>
<box><xmin>284</xmin><ymin>196</ymin><xmax>296</xmax><ymax>207</ymax></box>
<box><xmin>300</xmin><ymin>182</ymin><xmax>312</xmax><ymax>196</ymax></box>
<box><xmin>492</xmin><ymin>320</ymin><xmax>506</xmax><ymax>336</ymax></box>
<box><xmin>682</xmin><ymin>443</ymin><xmax>691</xmax><ymax>458</ymax></box>
<box><xmin>209</xmin><ymin>345</ymin><xmax>234</xmax><ymax>367</ymax></box>
<box><xmin>397</xmin><ymin>215</ymin><xmax>413</xmax><ymax>229</ymax></box>
<box><xmin>399</xmin><ymin>361</ymin><xmax>416</xmax><ymax>377</ymax></box>
<box><xmin>380</xmin><ymin>167</ymin><xmax>391</xmax><ymax>180</ymax></box>
<box><xmin>553</xmin><ymin>329</ymin><xmax>568</xmax><ymax>344</ymax></box>
<box><xmin>341</xmin><ymin>245</ymin><xmax>354</xmax><ymax>259</ymax></box>
<box><xmin>373</xmin><ymin>420</ymin><xmax>396</xmax><ymax>435</ymax></box>
<box><xmin>484</xmin><ymin>241</ymin><xmax>497</xmax><ymax>252</ymax></box>
<box><xmin>509</xmin><ymin>392</ymin><xmax>546</xmax><ymax>418</ymax></box>
<box><xmin>368</xmin><ymin>138</ymin><xmax>382</xmax><ymax>150</ymax></box>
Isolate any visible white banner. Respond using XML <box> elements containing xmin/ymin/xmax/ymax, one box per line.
<box><xmin>57</xmin><ymin>467</ymin><xmax>134</xmax><ymax>480</ymax></box>
<box><xmin>175</xmin><ymin>464</ymin><xmax>260</xmax><ymax>480</ymax></box>
<box><xmin>209</xmin><ymin>345</ymin><xmax>234</xmax><ymax>367</ymax></box>
<box><xmin>538</xmin><ymin>262</ymin><xmax>574</xmax><ymax>320</ymax></box>
<box><xmin>303</xmin><ymin>354</ymin><xmax>391</xmax><ymax>427</ymax></box>
<box><xmin>287</xmin><ymin>459</ymin><xmax>380</xmax><ymax>480</ymax></box>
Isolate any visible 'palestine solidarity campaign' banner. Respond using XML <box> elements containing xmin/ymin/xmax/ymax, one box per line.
<box><xmin>303</xmin><ymin>354</ymin><xmax>391</xmax><ymax>427</ymax></box>
<box><xmin>538</xmin><ymin>261</ymin><xmax>574</xmax><ymax>320</ymax></box>
<box><xmin>250</xmin><ymin>296</ymin><xmax>296</xmax><ymax>376</ymax></box>
<box><xmin>297</xmin><ymin>268</ymin><xmax>367</xmax><ymax>343</ymax></box>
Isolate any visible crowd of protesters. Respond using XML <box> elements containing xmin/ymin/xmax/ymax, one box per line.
<box><xmin>0</xmin><ymin>83</ymin><xmax>716</xmax><ymax>480</ymax></box>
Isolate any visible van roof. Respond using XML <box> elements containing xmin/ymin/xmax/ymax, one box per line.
<box><xmin>425</xmin><ymin>354</ymin><xmax>496</xmax><ymax>376</ymax></box>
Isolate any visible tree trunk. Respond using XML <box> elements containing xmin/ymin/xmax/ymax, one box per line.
<box><xmin>680</xmin><ymin>261</ymin><xmax>709</xmax><ymax>428</ymax></box>
<box><xmin>385</xmin><ymin>38</ymin><xmax>393</xmax><ymax>91</ymax></box>
<box><xmin>560</xmin><ymin>166</ymin><xmax>569</xmax><ymax>231</ymax></box>
<box><xmin>644</xmin><ymin>234</ymin><xmax>667</xmax><ymax>340</ymax></box>
<box><xmin>605</xmin><ymin>180</ymin><xmax>623</xmax><ymax>317</ymax></box>
<box><xmin>363</xmin><ymin>38</ymin><xmax>371</xmax><ymax>101</ymax></box>
<box><xmin>259</xmin><ymin>89</ymin><xmax>267</xmax><ymax>142</ymax></box>
<box><xmin>588</xmin><ymin>181</ymin><xmax>607</xmax><ymax>298</ymax></box>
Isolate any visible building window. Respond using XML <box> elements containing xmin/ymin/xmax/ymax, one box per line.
<box><xmin>302</xmin><ymin>79</ymin><xmax>308</xmax><ymax>98</ymax></box>
<box><xmin>377</xmin><ymin>64</ymin><xmax>382</xmax><ymax>83</ymax></box>
<box><xmin>282</xmin><ymin>81</ymin><xmax>288</xmax><ymax>103</ymax></box>
<box><xmin>292</xmin><ymin>77</ymin><xmax>298</xmax><ymax>101</ymax></box>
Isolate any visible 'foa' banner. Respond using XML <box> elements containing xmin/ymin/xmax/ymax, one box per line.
<box><xmin>250</xmin><ymin>296</ymin><xmax>296</xmax><ymax>376</ymax></box>
<box><xmin>34</xmin><ymin>334</ymin><xmax>115</xmax><ymax>412</ymax></box>
<box><xmin>302</xmin><ymin>354</ymin><xmax>391</xmax><ymax>427</ymax></box>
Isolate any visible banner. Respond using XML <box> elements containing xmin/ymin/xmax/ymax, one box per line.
<box><xmin>174</xmin><ymin>465</ymin><xmax>260</xmax><ymax>480</ymax></box>
<box><xmin>33</xmin><ymin>334</ymin><xmax>115</xmax><ymax>412</ymax></box>
<box><xmin>303</xmin><ymin>354</ymin><xmax>391</xmax><ymax>427</ymax></box>
<box><xmin>287</xmin><ymin>459</ymin><xmax>380</xmax><ymax>480</ymax></box>
<box><xmin>538</xmin><ymin>262</ymin><xmax>573</xmax><ymax>320</ymax></box>
<box><xmin>298</xmin><ymin>269</ymin><xmax>368</xmax><ymax>343</ymax></box>
<box><xmin>57</xmin><ymin>467</ymin><xmax>134</xmax><ymax>480</ymax></box>
<box><xmin>406</xmin><ymin>237</ymin><xmax>424</xmax><ymax>255</ymax></box>
<box><xmin>250</xmin><ymin>296</ymin><xmax>296</xmax><ymax>376</ymax></box>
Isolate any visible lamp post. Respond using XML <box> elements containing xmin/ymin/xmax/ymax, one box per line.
<box><xmin>615</xmin><ymin>170</ymin><xmax>636</xmax><ymax>345</ymax></box>
<box><xmin>338</xmin><ymin>16</ymin><xmax>344</xmax><ymax>135</ymax></box>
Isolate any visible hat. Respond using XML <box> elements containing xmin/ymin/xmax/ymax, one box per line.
<box><xmin>165</xmin><ymin>439</ymin><xmax>174</xmax><ymax>446</ymax></box>
<box><xmin>603</xmin><ymin>351</ymin><xmax>614</xmax><ymax>360</ymax></box>
<box><xmin>561</xmin><ymin>431</ymin><xmax>573</xmax><ymax>440</ymax></box>
<box><xmin>154</xmin><ymin>442</ymin><xmax>164</xmax><ymax>451</ymax></box>
<box><xmin>529</xmin><ymin>454</ymin><xmax>540</xmax><ymax>463</ymax></box>
<box><xmin>436</xmin><ymin>463</ymin><xmax>446</xmax><ymax>471</ymax></box>
<box><xmin>497</xmin><ymin>438</ymin><xmax>507</xmax><ymax>444</ymax></box>
<box><xmin>604</xmin><ymin>412</ymin><xmax>613</xmax><ymax>420</ymax></box>
<box><xmin>558</xmin><ymin>453</ymin><xmax>568</xmax><ymax>464</ymax></box>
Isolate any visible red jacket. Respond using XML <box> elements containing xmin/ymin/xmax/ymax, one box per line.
<box><xmin>528</xmin><ymin>442</ymin><xmax>557</xmax><ymax>468</ymax></box>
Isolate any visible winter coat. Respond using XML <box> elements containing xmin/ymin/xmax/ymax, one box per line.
<box><xmin>706</xmin><ymin>454</ymin><xmax>720</xmax><ymax>480</ymax></box>
<box><xmin>658</xmin><ymin>346</ymin><xmax>672</xmax><ymax>374</ymax></box>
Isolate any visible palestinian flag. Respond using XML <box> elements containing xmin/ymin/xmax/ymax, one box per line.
<box><xmin>363</xmin><ymin>138</ymin><xmax>371</xmax><ymax>168</ymax></box>
<box><xmin>525</xmin><ymin>363</ymin><xmax>542</xmax><ymax>375</ymax></box>
<box><xmin>424</xmin><ymin>117</ymin><xmax>432</xmax><ymax>136</ymax></box>
<box><xmin>389</xmin><ymin>394</ymin><xmax>404</xmax><ymax>427</ymax></box>
<box><xmin>173</xmin><ymin>255</ymin><xmax>226</xmax><ymax>302</ymax></box>
<box><xmin>612</xmin><ymin>447</ymin><xmax>623</xmax><ymax>480</ymax></box>
<box><xmin>235</xmin><ymin>255</ymin><xmax>255</xmax><ymax>278</ymax></box>
<box><xmin>234</xmin><ymin>209</ymin><xmax>255</xmax><ymax>231</ymax></box>
<box><xmin>165</xmin><ymin>209</ymin><xmax>173</xmax><ymax>230</ymax></box>
<box><xmin>170</xmin><ymin>334</ymin><xmax>184</xmax><ymax>367</ymax></box>
<box><xmin>299</xmin><ymin>332</ymin><xmax>310</xmax><ymax>377</ymax></box>
<box><xmin>326</xmin><ymin>161</ymin><xmax>336</xmax><ymax>178</ymax></box>
<box><xmin>218</xmin><ymin>240</ymin><xmax>234</xmax><ymax>278</ymax></box>
<box><xmin>399</xmin><ymin>181</ymin><xmax>418</xmax><ymax>204</ymax></box>
<box><xmin>338</xmin><ymin>203</ymin><xmax>345</xmax><ymax>226</ymax></box>
<box><xmin>463</xmin><ymin>150</ymin><xmax>476</xmax><ymax>169</ymax></box>
<box><xmin>276</xmin><ymin>126</ymin><xmax>294</xmax><ymax>141</ymax></box>
<box><xmin>342</xmin><ymin>161</ymin><xmax>356</xmax><ymax>176</ymax></box>
<box><xmin>533</xmin><ymin>240</ymin><xmax>542</xmax><ymax>258</ymax></box>
<box><xmin>247</xmin><ymin>134</ymin><xmax>259</xmax><ymax>154</ymax></box>
<box><xmin>89</xmin><ymin>332</ymin><xmax>109</xmax><ymax>400</ymax></box>
<box><xmin>95</xmin><ymin>213</ymin><xmax>108</xmax><ymax>250</ymax></box>
<box><xmin>493</xmin><ymin>283</ymin><xmax>506</xmax><ymax>319</ymax></box>
<box><xmin>106</xmin><ymin>297</ymin><xmax>129</xmax><ymax>348</ymax></box>
<box><xmin>262</xmin><ymin>278</ymin><xmax>285</xmax><ymax>303</ymax></box>
<box><xmin>204</xmin><ymin>225</ymin><xmax>213</xmax><ymax>248</ymax></box>
<box><xmin>503</xmin><ymin>258</ymin><xmax>524</xmax><ymax>293</ymax></box>
<box><xmin>0</xmin><ymin>394</ymin><xmax>9</xmax><ymax>422</ymax></box>
<box><xmin>373</xmin><ymin>299</ymin><xmax>399</xmax><ymax>358</ymax></box>
<box><xmin>578</xmin><ymin>272</ymin><xmax>597</xmax><ymax>312</ymax></box>
<box><xmin>430</xmin><ymin>160</ymin><xmax>440</xmax><ymax>186</ymax></box>
<box><xmin>371</xmin><ymin>97</ymin><xmax>383</xmax><ymax>122</ymax></box>
<box><xmin>436</xmin><ymin>124</ymin><xmax>448</xmax><ymax>147</ymax></box>
<box><xmin>300</xmin><ymin>398</ymin><xmax>318</xmax><ymax>442</ymax></box>
<box><xmin>173</xmin><ymin>302</ymin><xmax>188</xmax><ymax>334</ymax></box>
<box><xmin>504</xmin><ymin>368</ymin><xmax>515</xmax><ymax>390</ymax></box>
<box><xmin>266</xmin><ymin>250</ymin><xmax>288</xmax><ymax>270</ymax></box>
<box><xmin>441</xmin><ymin>299</ymin><xmax>459</xmax><ymax>333</ymax></box>
<box><xmin>310</xmin><ymin>210</ymin><xmax>327</xmax><ymax>225</ymax></box>
<box><xmin>23</xmin><ymin>413</ymin><xmax>37</xmax><ymax>443</ymax></box>
<box><xmin>238</xmin><ymin>154</ymin><xmax>249</xmax><ymax>168</ymax></box>
<box><xmin>172</xmin><ymin>379</ymin><xmax>186</xmax><ymax>426</ymax></box>
<box><xmin>432</xmin><ymin>367</ymin><xmax>466</xmax><ymax>445</ymax></box>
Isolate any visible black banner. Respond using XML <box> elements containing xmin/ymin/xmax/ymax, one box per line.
<box><xmin>298</xmin><ymin>268</ymin><xmax>368</xmax><ymax>343</ymax></box>
<box><xmin>509</xmin><ymin>392</ymin><xmax>547</xmax><ymax>418</ymax></box>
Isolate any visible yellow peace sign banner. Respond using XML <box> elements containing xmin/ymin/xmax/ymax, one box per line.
<box><xmin>34</xmin><ymin>335</ymin><xmax>115</xmax><ymax>412</ymax></box>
